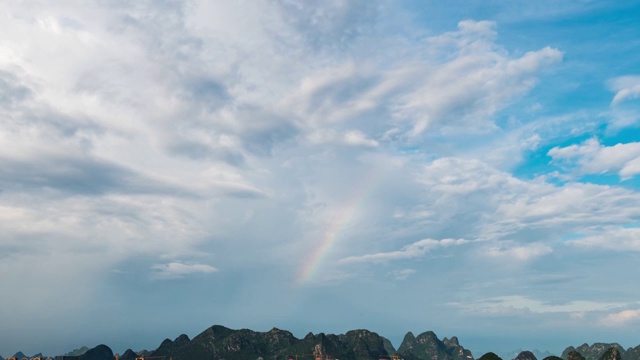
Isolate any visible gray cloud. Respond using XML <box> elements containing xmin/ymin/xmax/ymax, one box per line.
<box><xmin>0</xmin><ymin>70</ymin><xmax>32</xmax><ymax>107</ymax></box>
<box><xmin>0</xmin><ymin>155</ymin><xmax>188</xmax><ymax>196</ymax></box>
<box><xmin>275</xmin><ymin>0</ymin><xmax>382</xmax><ymax>53</ymax></box>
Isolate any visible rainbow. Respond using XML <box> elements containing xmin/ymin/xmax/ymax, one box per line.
<box><xmin>295</xmin><ymin>167</ymin><xmax>381</xmax><ymax>285</ymax></box>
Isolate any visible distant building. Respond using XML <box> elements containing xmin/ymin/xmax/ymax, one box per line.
<box><xmin>55</xmin><ymin>356</ymin><xmax>79</xmax><ymax>360</ymax></box>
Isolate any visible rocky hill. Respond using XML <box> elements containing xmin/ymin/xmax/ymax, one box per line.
<box><xmin>561</xmin><ymin>343</ymin><xmax>640</xmax><ymax>360</ymax></box>
<box><xmin>502</xmin><ymin>350</ymin><xmax>553</xmax><ymax>360</ymax></box>
<box><xmin>119</xmin><ymin>349</ymin><xmax>138</xmax><ymax>360</ymax></box>
<box><xmin>382</xmin><ymin>337</ymin><xmax>397</xmax><ymax>355</ymax></box>
<box><xmin>396</xmin><ymin>331</ymin><xmax>473</xmax><ymax>360</ymax></box>
<box><xmin>78</xmin><ymin>345</ymin><xmax>113</xmax><ymax>360</ymax></box>
<box><xmin>149</xmin><ymin>325</ymin><xmax>392</xmax><ymax>360</ymax></box>
<box><xmin>477</xmin><ymin>352</ymin><xmax>502</xmax><ymax>360</ymax></box>
<box><xmin>135</xmin><ymin>350</ymin><xmax>151</xmax><ymax>357</ymax></box>
<box><xmin>4</xmin><ymin>352</ymin><xmax>50</xmax><ymax>359</ymax></box>
<box><xmin>7</xmin><ymin>352</ymin><xmax>51</xmax><ymax>360</ymax></box>
<box><xmin>626</xmin><ymin>347</ymin><xmax>640</xmax><ymax>360</ymax></box>
<box><xmin>11</xmin><ymin>326</ymin><xmax>473</xmax><ymax>360</ymax></box>
<box><xmin>24</xmin><ymin>325</ymin><xmax>640</xmax><ymax>360</ymax></box>
<box><xmin>66</xmin><ymin>347</ymin><xmax>90</xmax><ymax>356</ymax></box>
<box><xmin>443</xmin><ymin>337</ymin><xmax>473</xmax><ymax>360</ymax></box>
<box><xmin>567</xmin><ymin>351</ymin><xmax>586</xmax><ymax>360</ymax></box>
<box><xmin>543</xmin><ymin>357</ymin><xmax>563</xmax><ymax>360</ymax></box>
<box><xmin>599</xmin><ymin>348</ymin><xmax>622</xmax><ymax>360</ymax></box>
<box><xmin>514</xmin><ymin>351</ymin><xmax>537</xmax><ymax>360</ymax></box>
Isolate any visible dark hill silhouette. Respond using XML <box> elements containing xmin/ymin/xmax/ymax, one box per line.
<box><xmin>544</xmin><ymin>356</ymin><xmax>563</xmax><ymax>360</ymax></box>
<box><xmin>119</xmin><ymin>349</ymin><xmax>137</xmax><ymax>360</ymax></box>
<box><xmin>478</xmin><ymin>352</ymin><xmax>503</xmax><ymax>360</ymax></box>
<box><xmin>78</xmin><ymin>345</ymin><xmax>112</xmax><ymax>360</ymax></box>
<box><xmin>516</xmin><ymin>351</ymin><xmax>537</xmax><ymax>360</ymax></box>
<box><xmin>147</xmin><ymin>325</ymin><xmax>470</xmax><ymax>360</ymax></box>
<box><xmin>26</xmin><ymin>325</ymin><xmax>640</xmax><ymax>360</ymax></box>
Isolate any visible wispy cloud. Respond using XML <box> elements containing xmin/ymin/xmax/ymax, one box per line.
<box><xmin>338</xmin><ymin>238</ymin><xmax>468</xmax><ymax>264</ymax></box>
<box><xmin>568</xmin><ymin>228</ymin><xmax>640</xmax><ymax>251</ymax></box>
<box><xmin>389</xmin><ymin>268</ymin><xmax>416</xmax><ymax>280</ymax></box>
<box><xmin>150</xmin><ymin>262</ymin><xmax>218</xmax><ymax>280</ymax></box>
<box><xmin>609</xmin><ymin>76</ymin><xmax>640</xmax><ymax>106</ymax></box>
<box><xmin>451</xmin><ymin>295</ymin><xmax>631</xmax><ymax>316</ymax></box>
<box><xmin>481</xmin><ymin>242</ymin><xmax>552</xmax><ymax>262</ymax></box>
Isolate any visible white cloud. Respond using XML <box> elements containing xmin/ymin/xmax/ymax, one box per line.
<box><xmin>305</xmin><ymin>128</ymin><xmax>379</xmax><ymax>147</ymax></box>
<box><xmin>599</xmin><ymin>309</ymin><xmax>640</xmax><ymax>327</ymax></box>
<box><xmin>343</xmin><ymin>130</ymin><xmax>379</xmax><ymax>147</ymax></box>
<box><xmin>606</xmin><ymin>75</ymin><xmax>640</xmax><ymax>130</ymax></box>
<box><xmin>301</xmin><ymin>153</ymin><xmax>640</xmax><ymax>279</ymax></box>
<box><xmin>150</xmin><ymin>262</ymin><xmax>218</xmax><ymax>280</ymax></box>
<box><xmin>609</xmin><ymin>76</ymin><xmax>640</xmax><ymax>106</ymax></box>
<box><xmin>412</xmin><ymin>157</ymin><xmax>640</xmax><ymax>248</ymax></box>
<box><xmin>277</xmin><ymin>20</ymin><xmax>562</xmax><ymax>141</ymax></box>
<box><xmin>338</xmin><ymin>238</ymin><xmax>468</xmax><ymax>264</ymax></box>
<box><xmin>481</xmin><ymin>242</ymin><xmax>552</xmax><ymax>262</ymax></box>
<box><xmin>548</xmin><ymin>138</ymin><xmax>640</xmax><ymax>179</ymax></box>
<box><xmin>452</xmin><ymin>295</ymin><xmax>630</xmax><ymax>315</ymax></box>
<box><xmin>569</xmin><ymin>311</ymin><xmax>586</xmax><ymax>320</ymax></box>
<box><xmin>389</xmin><ymin>268</ymin><xmax>416</xmax><ymax>280</ymax></box>
<box><xmin>568</xmin><ymin>228</ymin><xmax>640</xmax><ymax>251</ymax></box>
<box><xmin>0</xmin><ymin>1</ymin><xmax>637</xmax><ymax>351</ymax></box>
<box><xmin>390</xmin><ymin>41</ymin><xmax>562</xmax><ymax>136</ymax></box>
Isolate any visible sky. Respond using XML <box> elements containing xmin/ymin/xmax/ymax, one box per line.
<box><xmin>1</xmin><ymin>0</ymin><xmax>640</xmax><ymax>357</ymax></box>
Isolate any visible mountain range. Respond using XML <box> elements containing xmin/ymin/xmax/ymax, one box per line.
<box><xmin>5</xmin><ymin>325</ymin><xmax>640</xmax><ymax>360</ymax></box>
<box><xmin>562</xmin><ymin>343</ymin><xmax>640</xmax><ymax>360</ymax></box>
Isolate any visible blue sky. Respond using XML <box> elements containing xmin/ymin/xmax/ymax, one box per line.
<box><xmin>2</xmin><ymin>0</ymin><xmax>640</xmax><ymax>357</ymax></box>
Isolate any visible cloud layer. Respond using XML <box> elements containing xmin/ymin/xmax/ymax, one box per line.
<box><xmin>1</xmin><ymin>0</ymin><xmax>640</xmax><ymax>356</ymax></box>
